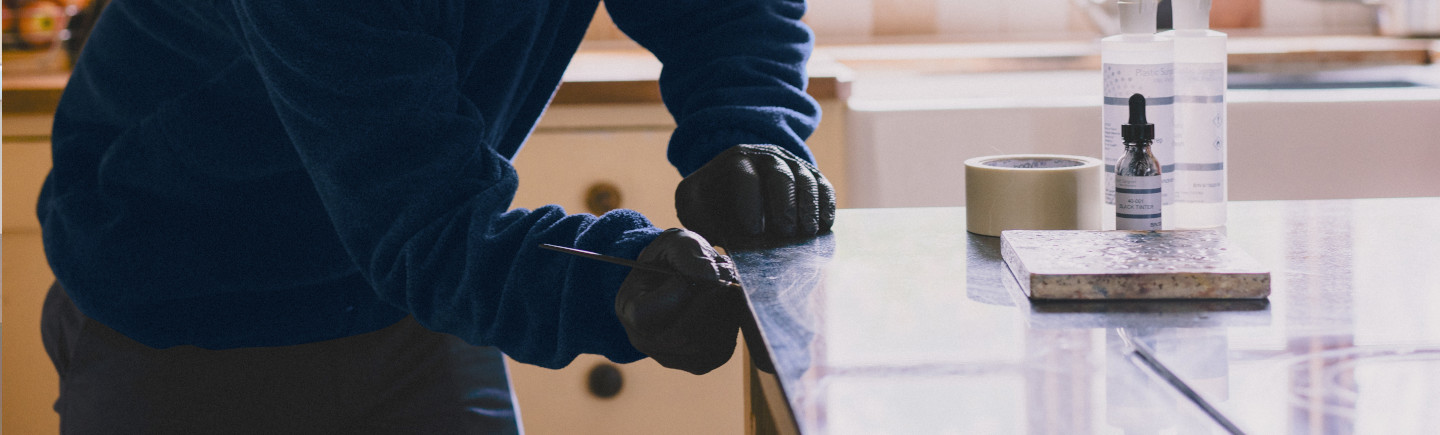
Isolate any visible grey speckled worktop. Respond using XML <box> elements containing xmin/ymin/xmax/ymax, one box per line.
<box><xmin>732</xmin><ymin>197</ymin><xmax>1440</xmax><ymax>435</ymax></box>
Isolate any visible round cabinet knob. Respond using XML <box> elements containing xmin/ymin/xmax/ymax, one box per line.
<box><xmin>17</xmin><ymin>1</ymin><xmax>67</xmax><ymax>48</ymax></box>
<box><xmin>585</xmin><ymin>182</ymin><xmax>622</xmax><ymax>215</ymax></box>
<box><xmin>587</xmin><ymin>363</ymin><xmax>624</xmax><ymax>399</ymax></box>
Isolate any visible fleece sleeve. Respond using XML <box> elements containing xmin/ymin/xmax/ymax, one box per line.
<box><xmin>228</xmin><ymin>0</ymin><xmax>654</xmax><ymax>368</ymax></box>
<box><xmin>605</xmin><ymin>0</ymin><xmax>823</xmax><ymax>176</ymax></box>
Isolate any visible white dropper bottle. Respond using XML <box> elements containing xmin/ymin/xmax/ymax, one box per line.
<box><xmin>1163</xmin><ymin>0</ymin><xmax>1228</xmax><ymax>229</ymax></box>
<box><xmin>1101</xmin><ymin>0</ymin><xmax>1174</xmax><ymax>230</ymax></box>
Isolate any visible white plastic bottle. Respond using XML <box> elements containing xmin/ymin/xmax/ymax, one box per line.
<box><xmin>1101</xmin><ymin>0</ymin><xmax>1174</xmax><ymax>230</ymax></box>
<box><xmin>1163</xmin><ymin>0</ymin><xmax>1227</xmax><ymax>228</ymax></box>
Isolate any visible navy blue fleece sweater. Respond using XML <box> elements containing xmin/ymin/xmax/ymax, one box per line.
<box><xmin>38</xmin><ymin>0</ymin><xmax>820</xmax><ymax>368</ymax></box>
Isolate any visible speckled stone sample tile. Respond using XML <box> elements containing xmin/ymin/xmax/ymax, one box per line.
<box><xmin>1001</xmin><ymin>230</ymin><xmax>1270</xmax><ymax>300</ymax></box>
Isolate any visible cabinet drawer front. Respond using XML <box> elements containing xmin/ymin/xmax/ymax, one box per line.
<box><xmin>512</xmin><ymin>130</ymin><xmax>682</xmax><ymax>229</ymax></box>
<box><xmin>3</xmin><ymin>115</ymin><xmax>56</xmax><ymax>233</ymax></box>
<box><xmin>505</xmin><ymin>346</ymin><xmax>744</xmax><ymax>435</ymax></box>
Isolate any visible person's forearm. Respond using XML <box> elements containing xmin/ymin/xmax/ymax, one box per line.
<box><xmin>606</xmin><ymin>0</ymin><xmax>822</xmax><ymax>175</ymax></box>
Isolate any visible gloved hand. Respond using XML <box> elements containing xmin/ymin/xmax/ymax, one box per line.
<box><xmin>615</xmin><ymin>229</ymin><xmax>747</xmax><ymax>375</ymax></box>
<box><xmin>676</xmin><ymin>144</ymin><xmax>836</xmax><ymax>248</ymax></box>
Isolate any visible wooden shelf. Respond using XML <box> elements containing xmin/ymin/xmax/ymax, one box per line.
<box><xmin>822</xmin><ymin>35</ymin><xmax>1438</xmax><ymax>75</ymax></box>
<box><xmin>2</xmin><ymin>49</ymin><xmax>852</xmax><ymax>114</ymax></box>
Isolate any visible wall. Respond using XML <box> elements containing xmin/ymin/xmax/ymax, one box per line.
<box><xmin>583</xmin><ymin>1</ymin><xmax>1378</xmax><ymax>45</ymax></box>
<box><xmin>801</xmin><ymin>0</ymin><xmax>1376</xmax><ymax>40</ymax></box>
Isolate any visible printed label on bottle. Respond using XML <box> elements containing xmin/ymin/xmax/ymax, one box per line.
<box><xmin>1174</xmin><ymin>61</ymin><xmax>1226</xmax><ymax>204</ymax></box>
<box><xmin>1175</xmin><ymin>168</ymin><xmax>1224</xmax><ymax>203</ymax></box>
<box><xmin>1104</xmin><ymin>63</ymin><xmax>1175</xmax><ymax>207</ymax></box>
<box><xmin>1116</xmin><ymin>174</ymin><xmax>1162</xmax><ymax>230</ymax></box>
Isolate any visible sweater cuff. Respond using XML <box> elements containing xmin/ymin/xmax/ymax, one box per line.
<box><xmin>668</xmin><ymin>125</ymin><xmax>817</xmax><ymax>177</ymax></box>
<box><xmin>566</xmin><ymin>210</ymin><xmax>664</xmax><ymax>364</ymax></box>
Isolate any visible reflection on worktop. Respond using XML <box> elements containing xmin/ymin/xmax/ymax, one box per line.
<box><xmin>733</xmin><ymin>198</ymin><xmax>1440</xmax><ymax>434</ymax></box>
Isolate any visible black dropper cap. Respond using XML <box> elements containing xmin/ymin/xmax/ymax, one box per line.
<box><xmin>1121</xmin><ymin>93</ymin><xmax>1155</xmax><ymax>143</ymax></box>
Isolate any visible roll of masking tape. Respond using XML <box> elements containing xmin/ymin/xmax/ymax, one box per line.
<box><xmin>964</xmin><ymin>154</ymin><xmax>1103</xmax><ymax>237</ymax></box>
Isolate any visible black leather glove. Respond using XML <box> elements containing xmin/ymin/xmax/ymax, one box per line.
<box><xmin>615</xmin><ymin>229</ymin><xmax>746</xmax><ymax>375</ymax></box>
<box><xmin>676</xmin><ymin>144</ymin><xmax>836</xmax><ymax>248</ymax></box>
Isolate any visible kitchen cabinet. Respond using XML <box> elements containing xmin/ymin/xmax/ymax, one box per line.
<box><xmin>508</xmin><ymin>106</ymin><xmax>736</xmax><ymax>435</ymax></box>
<box><xmin>2</xmin><ymin>112</ymin><xmax>64</xmax><ymax>435</ymax></box>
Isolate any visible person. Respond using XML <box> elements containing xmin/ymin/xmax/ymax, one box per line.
<box><xmin>36</xmin><ymin>0</ymin><xmax>836</xmax><ymax>433</ymax></box>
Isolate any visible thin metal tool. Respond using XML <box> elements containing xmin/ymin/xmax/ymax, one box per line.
<box><xmin>1116</xmin><ymin>328</ymin><xmax>1246</xmax><ymax>435</ymax></box>
<box><xmin>539</xmin><ymin>244</ymin><xmax>743</xmax><ymax>289</ymax></box>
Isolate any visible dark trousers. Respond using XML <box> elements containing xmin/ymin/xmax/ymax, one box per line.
<box><xmin>41</xmin><ymin>282</ymin><xmax>520</xmax><ymax>435</ymax></box>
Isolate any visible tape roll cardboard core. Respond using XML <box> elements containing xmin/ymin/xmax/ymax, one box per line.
<box><xmin>983</xmin><ymin>158</ymin><xmax>1085</xmax><ymax>169</ymax></box>
<box><xmin>965</xmin><ymin>154</ymin><xmax>1103</xmax><ymax>237</ymax></box>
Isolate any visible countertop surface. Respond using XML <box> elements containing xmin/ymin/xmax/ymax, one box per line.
<box><xmin>732</xmin><ymin>197</ymin><xmax>1440</xmax><ymax>434</ymax></box>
